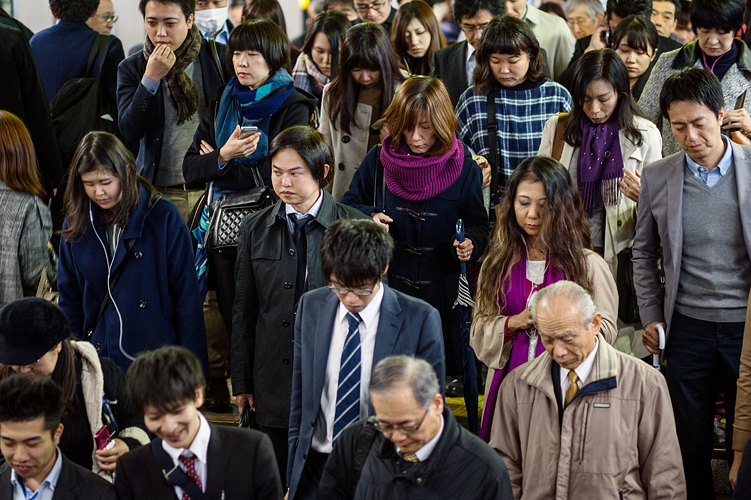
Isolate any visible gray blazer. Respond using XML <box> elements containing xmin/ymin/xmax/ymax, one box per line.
<box><xmin>632</xmin><ymin>141</ymin><xmax>751</xmax><ymax>338</ymax></box>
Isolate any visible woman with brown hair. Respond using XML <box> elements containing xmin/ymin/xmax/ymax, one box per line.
<box><xmin>391</xmin><ymin>0</ymin><xmax>447</xmax><ymax>76</ymax></box>
<box><xmin>0</xmin><ymin>110</ymin><xmax>56</xmax><ymax>307</ymax></box>
<box><xmin>320</xmin><ymin>22</ymin><xmax>405</xmax><ymax>201</ymax></box>
<box><xmin>470</xmin><ymin>155</ymin><xmax>617</xmax><ymax>441</ymax></box>
<box><xmin>342</xmin><ymin>76</ymin><xmax>489</xmax><ymax>383</ymax></box>
<box><xmin>58</xmin><ymin>132</ymin><xmax>208</xmax><ymax>375</ymax></box>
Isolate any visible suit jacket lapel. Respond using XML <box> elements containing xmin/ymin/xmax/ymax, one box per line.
<box><xmin>666</xmin><ymin>155</ymin><xmax>685</xmax><ymax>283</ymax></box>
<box><xmin>51</xmin><ymin>457</ymin><xmax>78</xmax><ymax>500</ymax></box>
<box><xmin>206</xmin><ymin>424</ymin><xmax>228</xmax><ymax>500</ymax></box>
<box><xmin>731</xmin><ymin>143</ymin><xmax>751</xmax><ymax>257</ymax></box>
<box><xmin>0</xmin><ymin>465</ymin><xmax>13</xmax><ymax>500</ymax></box>
<box><xmin>372</xmin><ymin>286</ymin><xmax>403</xmax><ymax>364</ymax></box>
<box><xmin>313</xmin><ymin>293</ymin><xmax>341</xmax><ymax>408</ymax></box>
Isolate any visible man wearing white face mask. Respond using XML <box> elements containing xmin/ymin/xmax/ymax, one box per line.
<box><xmin>195</xmin><ymin>0</ymin><xmax>233</xmax><ymax>44</ymax></box>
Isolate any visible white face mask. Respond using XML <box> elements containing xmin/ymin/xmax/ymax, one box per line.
<box><xmin>195</xmin><ymin>7</ymin><xmax>229</xmax><ymax>34</ymax></box>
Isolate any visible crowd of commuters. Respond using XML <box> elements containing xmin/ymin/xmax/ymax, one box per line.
<box><xmin>2</xmin><ymin>0</ymin><xmax>751</xmax><ymax>498</ymax></box>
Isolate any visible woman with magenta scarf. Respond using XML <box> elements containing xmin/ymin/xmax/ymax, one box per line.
<box><xmin>342</xmin><ymin>76</ymin><xmax>488</xmax><ymax>385</ymax></box>
<box><xmin>470</xmin><ymin>156</ymin><xmax>618</xmax><ymax>442</ymax></box>
<box><xmin>183</xmin><ymin>19</ymin><xmax>316</xmax><ymax>348</ymax></box>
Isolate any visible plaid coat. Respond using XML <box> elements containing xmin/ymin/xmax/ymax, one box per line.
<box><xmin>456</xmin><ymin>81</ymin><xmax>572</xmax><ymax>191</ymax></box>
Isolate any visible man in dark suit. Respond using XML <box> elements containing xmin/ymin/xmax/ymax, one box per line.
<box><xmin>287</xmin><ymin>219</ymin><xmax>445</xmax><ymax>500</ymax></box>
<box><xmin>115</xmin><ymin>346</ymin><xmax>282</xmax><ymax>500</ymax></box>
<box><xmin>431</xmin><ymin>0</ymin><xmax>505</xmax><ymax>108</ymax></box>
<box><xmin>0</xmin><ymin>375</ymin><xmax>114</xmax><ymax>500</ymax></box>
<box><xmin>556</xmin><ymin>0</ymin><xmax>683</xmax><ymax>90</ymax></box>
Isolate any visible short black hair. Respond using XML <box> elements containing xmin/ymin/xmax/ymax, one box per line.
<box><xmin>606</xmin><ymin>0</ymin><xmax>651</xmax><ymax>20</ymax></box>
<box><xmin>126</xmin><ymin>346</ymin><xmax>204</xmax><ymax>414</ymax></box>
<box><xmin>268</xmin><ymin>126</ymin><xmax>332</xmax><ymax>189</ymax></box>
<box><xmin>453</xmin><ymin>0</ymin><xmax>505</xmax><ymax>23</ymax></box>
<box><xmin>689</xmin><ymin>0</ymin><xmax>744</xmax><ymax>34</ymax></box>
<box><xmin>50</xmin><ymin>0</ymin><xmax>99</xmax><ymax>22</ymax></box>
<box><xmin>660</xmin><ymin>67</ymin><xmax>724</xmax><ymax>119</ymax></box>
<box><xmin>654</xmin><ymin>0</ymin><xmax>681</xmax><ymax>15</ymax></box>
<box><xmin>612</xmin><ymin>15</ymin><xmax>659</xmax><ymax>57</ymax></box>
<box><xmin>228</xmin><ymin>19</ymin><xmax>290</xmax><ymax>75</ymax></box>
<box><xmin>0</xmin><ymin>374</ymin><xmax>65</xmax><ymax>434</ymax></box>
<box><xmin>139</xmin><ymin>0</ymin><xmax>195</xmax><ymax>19</ymax></box>
<box><xmin>320</xmin><ymin>219</ymin><xmax>394</xmax><ymax>287</ymax></box>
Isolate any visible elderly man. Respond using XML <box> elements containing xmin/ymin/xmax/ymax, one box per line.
<box><xmin>564</xmin><ymin>0</ymin><xmax>604</xmax><ymax>40</ymax></box>
<box><xmin>318</xmin><ymin>356</ymin><xmax>512</xmax><ymax>500</ymax></box>
<box><xmin>491</xmin><ymin>281</ymin><xmax>685</xmax><ymax>499</ymax></box>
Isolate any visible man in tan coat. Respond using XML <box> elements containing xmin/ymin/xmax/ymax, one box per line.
<box><xmin>490</xmin><ymin>281</ymin><xmax>685</xmax><ymax>499</ymax></box>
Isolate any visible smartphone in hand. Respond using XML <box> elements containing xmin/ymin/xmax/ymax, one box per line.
<box><xmin>239</xmin><ymin>125</ymin><xmax>258</xmax><ymax>140</ymax></box>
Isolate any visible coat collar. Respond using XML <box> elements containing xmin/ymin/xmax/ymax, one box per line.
<box><xmin>672</xmin><ymin>39</ymin><xmax>751</xmax><ymax>74</ymax></box>
<box><xmin>519</xmin><ymin>333</ymin><xmax>617</xmax><ymax>399</ymax></box>
<box><xmin>376</xmin><ymin>406</ymin><xmax>461</xmax><ymax>464</ymax></box>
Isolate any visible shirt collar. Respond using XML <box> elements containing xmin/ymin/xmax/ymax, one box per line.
<box><xmin>560</xmin><ymin>336</ymin><xmax>599</xmax><ymax>385</ymax></box>
<box><xmin>335</xmin><ymin>282</ymin><xmax>385</xmax><ymax>330</ymax></box>
<box><xmin>11</xmin><ymin>446</ymin><xmax>64</xmax><ymax>495</ymax></box>
<box><xmin>521</xmin><ymin>4</ymin><xmax>537</xmax><ymax>24</ymax></box>
<box><xmin>685</xmin><ymin>135</ymin><xmax>733</xmax><ymax>176</ymax></box>
<box><xmin>285</xmin><ymin>189</ymin><xmax>325</xmax><ymax>220</ymax></box>
<box><xmin>466</xmin><ymin>42</ymin><xmax>475</xmax><ymax>61</ymax></box>
<box><xmin>395</xmin><ymin>413</ymin><xmax>445</xmax><ymax>462</ymax></box>
<box><xmin>162</xmin><ymin>412</ymin><xmax>212</xmax><ymax>465</ymax></box>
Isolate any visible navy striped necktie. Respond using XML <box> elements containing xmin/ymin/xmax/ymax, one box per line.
<box><xmin>333</xmin><ymin>312</ymin><xmax>362</xmax><ymax>443</ymax></box>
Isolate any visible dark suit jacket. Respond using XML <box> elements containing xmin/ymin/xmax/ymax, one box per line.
<box><xmin>286</xmin><ymin>285</ymin><xmax>446</xmax><ymax>499</ymax></box>
<box><xmin>556</xmin><ymin>34</ymin><xmax>683</xmax><ymax>91</ymax></box>
<box><xmin>115</xmin><ymin>422</ymin><xmax>282</xmax><ymax>500</ymax></box>
<box><xmin>0</xmin><ymin>454</ymin><xmax>113</xmax><ymax>500</ymax></box>
<box><xmin>432</xmin><ymin>41</ymin><xmax>469</xmax><ymax>108</ymax></box>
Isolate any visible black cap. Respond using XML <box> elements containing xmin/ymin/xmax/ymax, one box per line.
<box><xmin>0</xmin><ymin>298</ymin><xmax>71</xmax><ymax>366</ymax></box>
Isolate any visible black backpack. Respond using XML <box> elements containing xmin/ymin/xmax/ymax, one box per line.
<box><xmin>49</xmin><ymin>34</ymin><xmax>117</xmax><ymax>167</ymax></box>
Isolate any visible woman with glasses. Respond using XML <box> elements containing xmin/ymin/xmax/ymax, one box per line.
<box><xmin>612</xmin><ymin>15</ymin><xmax>660</xmax><ymax>100</ymax></box>
<box><xmin>320</xmin><ymin>22</ymin><xmax>405</xmax><ymax>201</ymax></box>
<box><xmin>391</xmin><ymin>1</ymin><xmax>447</xmax><ymax>76</ymax></box>
<box><xmin>0</xmin><ymin>298</ymin><xmax>149</xmax><ymax>480</ymax></box>
<box><xmin>292</xmin><ymin>10</ymin><xmax>350</xmax><ymax>102</ymax></box>
<box><xmin>232</xmin><ymin>126</ymin><xmax>367</xmax><ymax>489</ymax></box>
<box><xmin>455</xmin><ymin>16</ymin><xmax>572</xmax><ymax>201</ymax></box>
<box><xmin>342</xmin><ymin>76</ymin><xmax>489</xmax><ymax>387</ymax></box>
<box><xmin>470</xmin><ymin>156</ymin><xmax>617</xmax><ymax>442</ymax></box>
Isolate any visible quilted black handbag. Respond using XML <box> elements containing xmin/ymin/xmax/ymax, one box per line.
<box><xmin>207</xmin><ymin>186</ymin><xmax>273</xmax><ymax>252</ymax></box>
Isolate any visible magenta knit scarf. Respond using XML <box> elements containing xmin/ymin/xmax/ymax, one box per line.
<box><xmin>380</xmin><ymin>133</ymin><xmax>464</xmax><ymax>202</ymax></box>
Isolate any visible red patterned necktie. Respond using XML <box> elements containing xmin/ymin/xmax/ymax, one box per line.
<box><xmin>178</xmin><ymin>454</ymin><xmax>202</xmax><ymax>500</ymax></box>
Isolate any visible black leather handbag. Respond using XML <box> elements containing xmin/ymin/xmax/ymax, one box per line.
<box><xmin>207</xmin><ymin>186</ymin><xmax>272</xmax><ymax>252</ymax></box>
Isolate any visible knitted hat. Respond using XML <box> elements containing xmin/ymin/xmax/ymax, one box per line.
<box><xmin>0</xmin><ymin>298</ymin><xmax>71</xmax><ymax>366</ymax></box>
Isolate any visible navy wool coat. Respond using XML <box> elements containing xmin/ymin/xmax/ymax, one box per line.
<box><xmin>58</xmin><ymin>185</ymin><xmax>208</xmax><ymax>374</ymax></box>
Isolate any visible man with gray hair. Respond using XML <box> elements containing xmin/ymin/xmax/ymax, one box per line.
<box><xmin>317</xmin><ymin>355</ymin><xmax>512</xmax><ymax>500</ymax></box>
<box><xmin>490</xmin><ymin>281</ymin><xmax>685</xmax><ymax>499</ymax></box>
<box><xmin>564</xmin><ymin>0</ymin><xmax>604</xmax><ymax>40</ymax></box>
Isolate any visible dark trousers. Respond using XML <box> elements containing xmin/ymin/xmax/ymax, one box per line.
<box><xmin>665</xmin><ymin>311</ymin><xmax>744</xmax><ymax>500</ymax></box>
<box><xmin>257</xmin><ymin>424</ymin><xmax>289</xmax><ymax>491</ymax></box>
<box><xmin>212</xmin><ymin>249</ymin><xmax>237</xmax><ymax>349</ymax></box>
<box><xmin>294</xmin><ymin>448</ymin><xmax>330</xmax><ymax>500</ymax></box>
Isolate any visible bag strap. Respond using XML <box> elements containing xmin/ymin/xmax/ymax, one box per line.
<box><xmin>151</xmin><ymin>438</ymin><xmax>211</xmax><ymax>500</ymax></box>
<box><xmin>373</xmin><ymin>145</ymin><xmax>385</xmax><ymax>213</ymax></box>
<box><xmin>349</xmin><ymin>418</ymin><xmax>379</xmax><ymax>497</ymax></box>
<box><xmin>487</xmin><ymin>90</ymin><xmax>499</xmax><ymax>205</ymax></box>
<box><xmin>85</xmin><ymin>34</ymin><xmax>111</xmax><ymax>79</ymax></box>
<box><xmin>551</xmin><ymin>112</ymin><xmax>570</xmax><ymax>162</ymax></box>
<box><xmin>208</xmin><ymin>38</ymin><xmax>226</xmax><ymax>86</ymax></box>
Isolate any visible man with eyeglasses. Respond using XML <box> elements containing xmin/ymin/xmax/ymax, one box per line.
<box><xmin>86</xmin><ymin>0</ymin><xmax>117</xmax><ymax>34</ymax></box>
<box><xmin>287</xmin><ymin>219</ymin><xmax>445</xmax><ymax>500</ymax></box>
<box><xmin>316</xmin><ymin>356</ymin><xmax>511</xmax><ymax>500</ymax></box>
<box><xmin>431</xmin><ymin>0</ymin><xmax>505</xmax><ymax>107</ymax></box>
<box><xmin>354</xmin><ymin>0</ymin><xmax>396</xmax><ymax>35</ymax></box>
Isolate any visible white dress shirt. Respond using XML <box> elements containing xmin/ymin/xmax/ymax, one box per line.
<box><xmin>559</xmin><ymin>336</ymin><xmax>599</xmax><ymax>399</ymax></box>
<box><xmin>312</xmin><ymin>284</ymin><xmax>385</xmax><ymax>453</ymax></box>
<box><xmin>466</xmin><ymin>44</ymin><xmax>477</xmax><ymax>86</ymax></box>
<box><xmin>396</xmin><ymin>414</ymin><xmax>445</xmax><ymax>462</ymax></box>
<box><xmin>162</xmin><ymin>412</ymin><xmax>212</xmax><ymax>499</ymax></box>
<box><xmin>12</xmin><ymin>447</ymin><xmax>63</xmax><ymax>500</ymax></box>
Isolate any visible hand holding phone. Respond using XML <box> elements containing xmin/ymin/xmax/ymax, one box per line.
<box><xmin>238</xmin><ymin>125</ymin><xmax>258</xmax><ymax>140</ymax></box>
<box><xmin>95</xmin><ymin>425</ymin><xmax>114</xmax><ymax>451</ymax></box>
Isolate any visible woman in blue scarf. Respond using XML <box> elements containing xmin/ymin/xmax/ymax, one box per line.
<box><xmin>183</xmin><ymin>19</ymin><xmax>317</xmax><ymax>353</ymax></box>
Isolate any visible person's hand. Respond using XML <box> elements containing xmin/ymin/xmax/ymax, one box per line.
<box><xmin>722</xmin><ymin>109</ymin><xmax>751</xmax><ymax>133</ymax></box>
<box><xmin>95</xmin><ymin>438</ymin><xmax>129</xmax><ymax>471</ymax></box>
<box><xmin>453</xmin><ymin>238</ymin><xmax>474</xmax><ymax>262</ymax></box>
<box><xmin>620</xmin><ymin>168</ymin><xmax>641</xmax><ymax>202</ymax></box>
<box><xmin>236</xmin><ymin>393</ymin><xmax>254</xmax><ymax>414</ymax></box>
<box><xmin>199</xmin><ymin>140</ymin><xmax>216</xmax><ymax>155</ymax></box>
<box><xmin>508</xmin><ymin>307</ymin><xmax>535</xmax><ymax>333</ymax></box>
<box><xmin>218</xmin><ymin>126</ymin><xmax>261</xmax><ymax>164</ymax></box>
<box><xmin>379</xmin><ymin>122</ymin><xmax>390</xmax><ymax>144</ymax></box>
<box><xmin>586</xmin><ymin>22</ymin><xmax>609</xmax><ymax>52</ymax></box>
<box><xmin>473</xmin><ymin>155</ymin><xmax>491</xmax><ymax>189</ymax></box>
<box><xmin>144</xmin><ymin>43</ymin><xmax>176</xmax><ymax>82</ymax></box>
<box><xmin>371</xmin><ymin>212</ymin><xmax>393</xmax><ymax>232</ymax></box>
<box><xmin>642</xmin><ymin>321</ymin><xmax>666</xmax><ymax>355</ymax></box>
<box><xmin>730</xmin><ymin>450</ymin><xmax>744</xmax><ymax>487</ymax></box>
